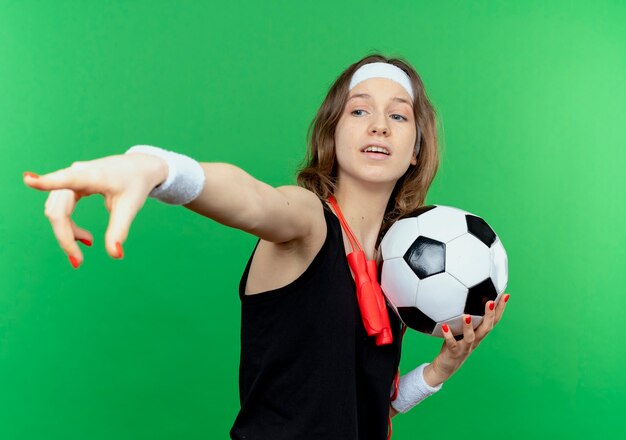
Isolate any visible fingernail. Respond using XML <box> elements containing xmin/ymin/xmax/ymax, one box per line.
<box><xmin>77</xmin><ymin>238</ymin><xmax>92</xmax><ymax>247</ymax></box>
<box><xmin>465</xmin><ymin>315</ymin><xmax>472</xmax><ymax>324</ymax></box>
<box><xmin>69</xmin><ymin>255</ymin><xmax>80</xmax><ymax>268</ymax></box>
<box><xmin>489</xmin><ymin>301</ymin><xmax>495</xmax><ymax>311</ymax></box>
<box><xmin>23</xmin><ymin>171</ymin><xmax>39</xmax><ymax>179</ymax></box>
<box><xmin>115</xmin><ymin>242</ymin><xmax>124</xmax><ymax>259</ymax></box>
<box><xmin>504</xmin><ymin>294</ymin><xmax>510</xmax><ymax>303</ymax></box>
<box><xmin>442</xmin><ymin>324</ymin><xmax>449</xmax><ymax>333</ymax></box>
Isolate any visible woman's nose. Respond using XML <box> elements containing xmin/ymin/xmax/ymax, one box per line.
<box><xmin>371</xmin><ymin>128</ymin><xmax>387</xmax><ymax>135</ymax></box>
<box><xmin>369</xmin><ymin>117</ymin><xmax>389</xmax><ymax>135</ymax></box>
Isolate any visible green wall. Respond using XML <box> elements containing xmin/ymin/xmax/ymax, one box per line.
<box><xmin>1</xmin><ymin>0</ymin><xmax>624</xmax><ymax>438</ymax></box>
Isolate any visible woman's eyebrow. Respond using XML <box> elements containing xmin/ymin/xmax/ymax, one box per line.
<box><xmin>347</xmin><ymin>93</ymin><xmax>412</xmax><ymax>108</ymax></box>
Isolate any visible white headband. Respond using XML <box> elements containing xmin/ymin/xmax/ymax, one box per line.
<box><xmin>349</xmin><ymin>62</ymin><xmax>414</xmax><ymax>100</ymax></box>
<box><xmin>348</xmin><ymin>62</ymin><xmax>421</xmax><ymax>154</ymax></box>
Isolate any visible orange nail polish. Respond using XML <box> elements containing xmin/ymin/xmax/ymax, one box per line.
<box><xmin>24</xmin><ymin>172</ymin><xmax>39</xmax><ymax>179</ymax></box>
<box><xmin>69</xmin><ymin>255</ymin><xmax>80</xmax><ymax>268</ymax></box>
<box><xmin>465</xmin><ymin>315</ymin><xmax>471</xmax><ymax>324</ymax></box>
<box><xmin>442</xmin><ymin>324</ymin><xmax>449</xmax><ymax>333</ymax></box>
<box><xmin>77</xmin><ymin>238</ymin><xmax>92</xmax><ymax>247</ymax></box>
<box><xmin>115</xmin><ymin>242</ymin><xmax>124</xmax><ymax>259</ymax></box>
<box><xmin>489</xmin><ymin>301</ymin><xmax>495</xmax><ymax>311</ymax></box>
<box><xmin>504</xmin><ymin>294</ymin><xmax>510</xmax><ymax>303</ymax></box>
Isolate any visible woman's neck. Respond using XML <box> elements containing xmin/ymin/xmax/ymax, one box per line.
<box><xmin>332</xmin><ymin>177</ymin><xmax>395</xmax><ymax>260</ymax></box>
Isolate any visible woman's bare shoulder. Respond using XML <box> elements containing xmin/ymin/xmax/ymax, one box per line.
<box><xmin>244</xmin><ymin>186</ymin><xmax>328</xmax><ymax>296</ymax></box>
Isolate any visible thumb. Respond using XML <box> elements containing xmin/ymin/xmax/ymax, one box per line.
<box><xmin>104</xmin><ymin>195</ymin><xmax>141</xmax><ymax>259</ymax></box>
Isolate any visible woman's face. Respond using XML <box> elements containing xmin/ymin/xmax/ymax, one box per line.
<box><xmin>334</xmin><ymin>77</ymin><xmax>417</xmax><ymax>188</ymax></box>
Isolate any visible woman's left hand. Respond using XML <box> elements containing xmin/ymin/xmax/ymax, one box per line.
<box><xmin>423</xmin><ymin>293</ymin><xmax>510</xmax><ymax>387</ymax></box>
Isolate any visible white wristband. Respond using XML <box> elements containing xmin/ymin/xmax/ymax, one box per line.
<box><xmin>125</xmin><ymin>145</ymin><xmax>205</xmax><ymax>205</ymax></box>
<box><xmin>390</xmin><ymin>363</ymin><xmax>443</xmax><ymax>414</ymax></box>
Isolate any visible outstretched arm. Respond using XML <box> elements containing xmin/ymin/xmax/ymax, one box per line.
<box><xmin>23</xmin><ymin>151</ymin><xmax>323</xmax><ymax>267</ymax></box>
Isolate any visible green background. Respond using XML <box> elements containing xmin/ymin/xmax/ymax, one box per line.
<box><xmin>1</xmin><ymin>0</ymin><xmax>625</xmax><ymax>438</ymax></box>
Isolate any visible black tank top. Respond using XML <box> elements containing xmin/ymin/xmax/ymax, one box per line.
<box><xmin>230</xmin><ymin>202</ymin><xmax>403</xmax><ymax>440</ymax></box>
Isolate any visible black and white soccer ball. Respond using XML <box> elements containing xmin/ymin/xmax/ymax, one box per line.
<box><xmin>378</xmin><ymin>205</ymin><xmax>508</xmax><ymax>338</ymax></box>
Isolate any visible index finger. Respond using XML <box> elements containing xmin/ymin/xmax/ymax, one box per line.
<box><xmin>23</xmin><ymin>163</ymin><xmax>98</xmax><ymax>193</ymax></box>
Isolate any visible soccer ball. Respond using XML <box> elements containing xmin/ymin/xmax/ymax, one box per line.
<box><xmin>378</xmin><ymin>205</ymin><xmax>508</xmax><ymax>338</ymax></box>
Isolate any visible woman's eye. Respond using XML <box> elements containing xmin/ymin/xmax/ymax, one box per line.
<box><xmin>351</xmin><ymin>109</ymin><xmax>407</xmax><ymax>121</ymax></box>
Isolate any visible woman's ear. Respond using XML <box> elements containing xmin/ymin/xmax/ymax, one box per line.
<box><xmin>410</xmin><ymin>153</ymin><xmax>417</xmax><ymax>166</ymax></box>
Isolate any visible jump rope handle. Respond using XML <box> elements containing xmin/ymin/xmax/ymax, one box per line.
<box><xmin>328</xmin><ymin>195</ymin><xmax>393</xmax><ymax>346</ymax></box>
<box><xmin>346</xmin><ymin>251</ymin><xmax>393</xmax><ymax>346</ymax></box>
<box><xmin>366</xmin><ymin>259</ymin><xmax>393</xmax><ymax>345</ymax></box>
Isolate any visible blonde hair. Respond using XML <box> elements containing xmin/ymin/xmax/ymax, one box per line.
<box><xmin>296</xmin><ymin>52</ymin><xmax>442</xmax><ymax>246</ymax></box>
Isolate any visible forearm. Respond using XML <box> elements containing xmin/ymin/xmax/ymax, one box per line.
<box><xmin>390</xmin><ymin>363</ymin><xmax>444</xmax><ymax>415</ymax></box>
<box><xmin>389</xmin><ymin>369</ymin><xmax>443</xmax><ymax>417</ymax></box>
<box><xmin>182</xmin><ymin>162</ymin><xmax>260</xmax><ymax>231</ymax></box>
<box><xmin>388</xmin><ymin>356</ymin><xmax>447</xmax><ymax>419</ymax></box>
<box><xmin>423</xmin><ymin>362</ymin><xmax>449</xmax><ymax>387</ymax></box>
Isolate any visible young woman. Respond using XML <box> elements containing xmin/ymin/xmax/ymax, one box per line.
<box><xmin>23</xmin><ymin>53</ymin><xmax>509</xmax><ymax>440</ymax></box>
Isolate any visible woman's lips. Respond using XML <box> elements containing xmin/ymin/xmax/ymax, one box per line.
<box><xmin>362</xmin><ymin>151</ymin><xmax>391</xmax><ymax>161</ymax></box>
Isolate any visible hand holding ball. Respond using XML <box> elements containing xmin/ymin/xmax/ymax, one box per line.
<box><xmin>378</xmin><ymin>205</ymin><xmax>508</xmax><ymax>338</ymax></box>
